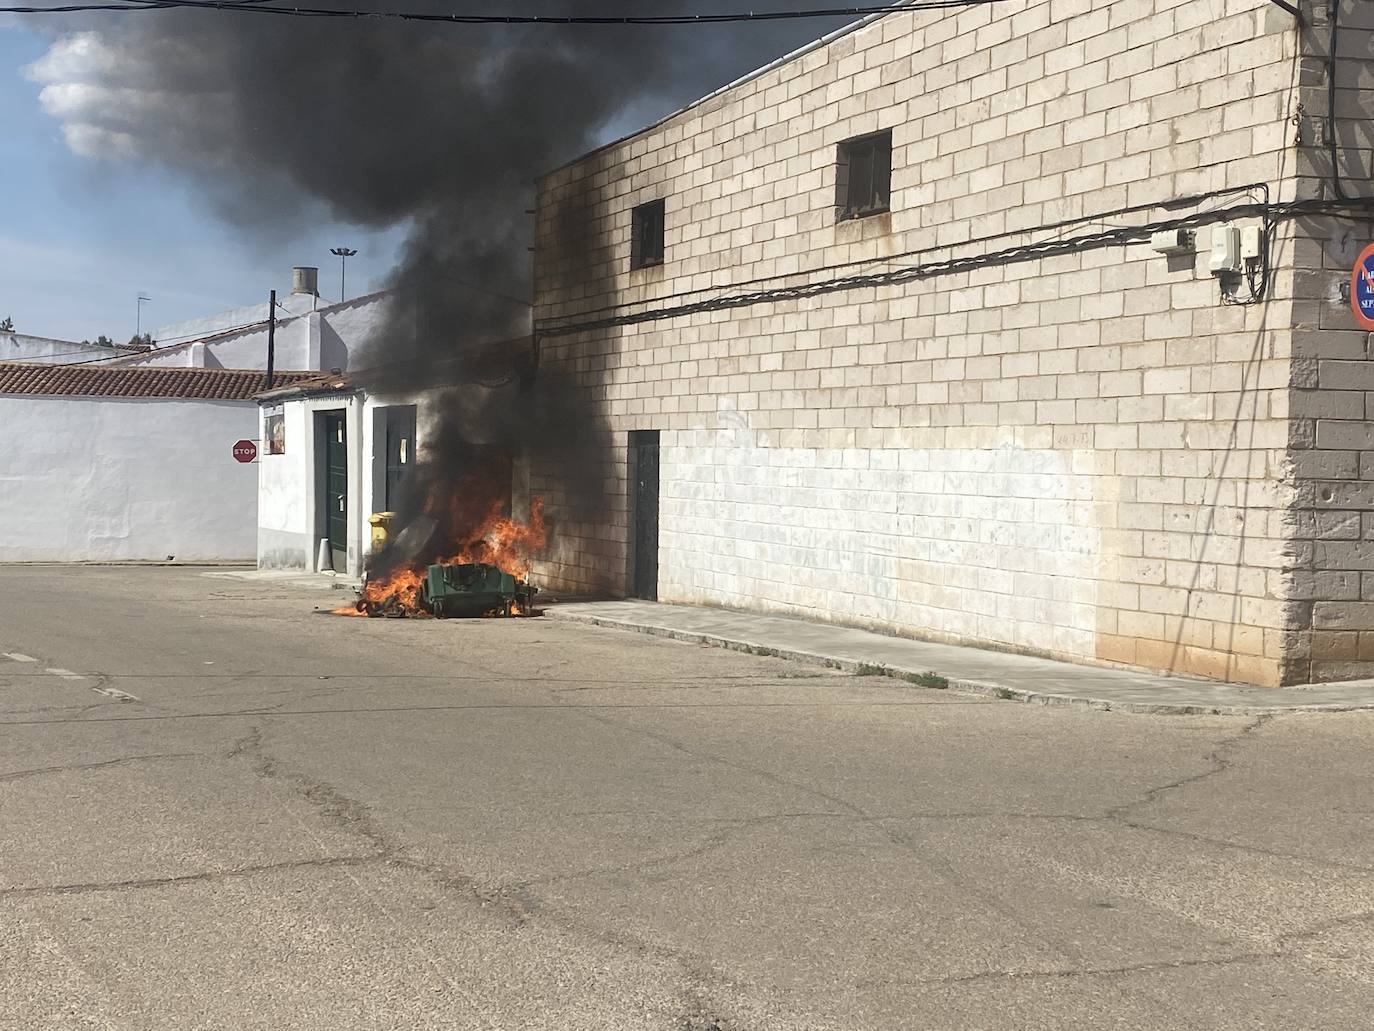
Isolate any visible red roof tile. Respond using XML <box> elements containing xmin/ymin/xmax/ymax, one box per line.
<box><xmin>254</xmin><ymin>369</ymin><xmax>355</xmax><ymax>400</ymax></box>
<box><xmin>0</xmin><ymin>364</ymin><xmax>316</xmax><ymax>400</ymax></box>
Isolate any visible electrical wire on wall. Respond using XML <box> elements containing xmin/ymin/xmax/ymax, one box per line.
<box><xmin>1220</xmin><ymin>216</ymin><xmax>1274</xmax><ymax>308</ymax></box>
<box><xmin>535</xmin><ymin>192</ymin><xmax>1374</xmax><ymax>337</ymax></box>
<box><xmin>531</xmin><ymin>0</ymin><xmax>1374</xmax><ymax>336</ymax></box>
<box><xmin>1328</xmin><ymin>0</ymin><xmax>1349</xmax><ymax>201</ymax></box>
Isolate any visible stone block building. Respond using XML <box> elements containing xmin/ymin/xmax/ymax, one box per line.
<box><xmin>528</xmin><ymin>0</ymin><xmax>1374</xmax><ymax>686</ymax></box>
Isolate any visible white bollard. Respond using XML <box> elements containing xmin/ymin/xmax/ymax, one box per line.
<box><xmin>316</xmin><ymin>538</ymin><xmax>333</xmax><ymax>573</ymax></box>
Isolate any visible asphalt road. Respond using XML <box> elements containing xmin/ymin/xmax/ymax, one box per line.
<box><xmin>2</xmin><ymin>566</ymin><xmax>1372</xmax><ymax>1030</ymax></box>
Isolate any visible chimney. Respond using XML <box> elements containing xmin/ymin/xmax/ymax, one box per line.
<box><xmin>291</xmin><ymin>266</ymin><xmax>319</xmax><ymax>296</ymax></box>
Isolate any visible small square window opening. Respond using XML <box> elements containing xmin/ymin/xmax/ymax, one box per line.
<box><xmin>836</xmin><ymin>131</ymin><xmax>892</xmax><ymax>221</ymax></box>
<box><xmin>631</xmin><ymin>199</ymin><xmax>666</xmax><ymax>270</ymax></box>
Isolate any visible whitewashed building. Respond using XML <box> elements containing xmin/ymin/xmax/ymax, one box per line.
<box><xmin>2</xmin><ymin>329</ymin><xmax>145</xmax><ymax>365</ymax></box>
<box><xmin>112</xmin><ymin>267</ymin><xmax>388</xmax><ymax>374</ymax></box>
<box><xmin>253</xmin><ymin>347</ymin><xmax>531</xmax><ymax>577</ymax></box>
<box><xmin>0</xmin><ymin>364</ymin><xmax>312</xmax><ymax>562</ymax></box>
<box><xmin>529</xmin><ymin>0</ymin><xmax>1374</xmax><ymax>687</ymax></box>
<box><xmin>255</xmin><ymin>372</ymin><xmax>429</xmax><ymax>576</ymax></box>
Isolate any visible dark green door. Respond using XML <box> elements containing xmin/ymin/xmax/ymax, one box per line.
<box><xmin>630</xmin><ymin>430</ymin><xmax>659</xmax><ymax>600</ymax></box>
<box><xmin>384</xmin><ymin>406</ymin><xmax>416</xmax><ymax>510</ymax></box>
<box><xmin>324</xmin><ymin>412</ymin><xmax>348</xmax><ymax>571</ymax></box>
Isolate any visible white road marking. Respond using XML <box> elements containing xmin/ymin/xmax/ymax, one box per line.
<box><xmin>3</xmin><ymin>653</ymin><xmax>37</xmax><ymax>663</ymax></box>
<box><xmin>91</xmin><ymin>686</ymin><xmax>139</xmax><ymax>702</ymax></box>
<box><xmin>44</xmin><ymin>668</ymin><xmax>86</xmax><ymax>680</ymax></box>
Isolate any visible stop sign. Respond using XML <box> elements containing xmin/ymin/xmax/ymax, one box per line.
<box><xmin>232</xmin><ymin>439</ymin><xmax>258</xmax><ymax>463</ymax></box>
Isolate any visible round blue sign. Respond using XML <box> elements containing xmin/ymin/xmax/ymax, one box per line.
<box><xmin>1352</xmin><ymin>243</ymin><xmax>1374</xmax><ymax>329</ymax></box>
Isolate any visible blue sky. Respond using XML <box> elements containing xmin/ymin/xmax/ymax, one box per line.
<box><xmin>1</xmin><ymin>18</ymin><xmax>404</xmax><ymax>342</ymax></box>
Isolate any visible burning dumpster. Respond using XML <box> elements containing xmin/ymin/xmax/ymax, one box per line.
<box><xmin>331</xmin><ymin>456</ymin><xmax>547</xmax><ymax>620</ymax></box>
<box><xmin>347</xmin><ymin>560</ymin><xmax>537</xmax><ymax>618</ymax></box>
<box><xmin>422</xmin><ymin>562</ymin><xmax>536</xmax><ymax>618</ymax></box>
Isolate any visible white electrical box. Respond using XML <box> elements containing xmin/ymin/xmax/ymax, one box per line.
<box><xmin>1150</xmin><ymin>229</ymin><xmax>1194</xmax><ymax>255</ymax></box>
<box><xmin>1209</xmin><ymin>225</ymin><xmax>1242</xmax><ymax>275</ymax></box>
<box><xmin>1240</xmin><ymin>225</ymin><xmax>1262</xmax><ymax>260</ymax></box>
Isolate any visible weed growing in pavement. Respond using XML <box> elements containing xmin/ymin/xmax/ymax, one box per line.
<box><xmin>855</xmin><ymin>663</ymin><xmax>951</xmax><ymax>690</ymax></box>
<box><xmin>903</xmin><ymin>671</ymin><xmax>949</xmax><ymax>689</ymax></box>
<box><xmin>746</xmin><ymin>645</ymin><xmax>780</xmax><ymax>657</ymax></box>
<box><xmin>994</xmin><ymin>687</ymin><xmax>1018</xmax><ymax>700</ymax></box>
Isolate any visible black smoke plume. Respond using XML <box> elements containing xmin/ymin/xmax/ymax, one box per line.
<box><xmin>29</xmin><ymin>2</ymin><xmax>846</xmax><ymax>583</ymax></box>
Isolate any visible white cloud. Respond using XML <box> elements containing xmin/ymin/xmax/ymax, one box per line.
<box><xmin>62</xmin><ymin>122</ymin><xmax>139</xmax><ymax>160</ymax></box>
<box><xmin>26</xmin><ymin>32</ymin><xmax>232</xmax><ymax>166</ymax></box>
<box><xmin>24</xmin><ymin>32</ymin><xmax>118</xmax><ymax>85</ymax></box>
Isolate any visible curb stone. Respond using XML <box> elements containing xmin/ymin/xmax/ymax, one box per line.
<box><xmin>544</xmin><ymin>610</ymin><xmax>1374</xmax><ymax>717</ymax></box>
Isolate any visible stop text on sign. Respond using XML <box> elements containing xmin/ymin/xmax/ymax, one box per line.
<box><xmin>232</xmin><ymin>439</ymin><xmax>258</xmax><ymax>463</ymax></box>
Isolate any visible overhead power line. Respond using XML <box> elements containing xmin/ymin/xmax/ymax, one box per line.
<box><xmin>537</xmin><ymin>190</ymin><xmax>1374</xmax><ymax>338</ymax></box>
<box><xmin>549</xmin><ymin>184</ymin><xmax>1274</xmax><ymax>326</ymax></box>
<box><xmin>2</xmin><ymin>0</ymin><xmax>996</xmax><ymax>22</ymax></box>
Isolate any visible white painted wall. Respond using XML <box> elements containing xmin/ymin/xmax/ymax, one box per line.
<box><xmin>2</xmin><ymin>332</ymin><xmax>138</xmax><ymax>365</ymax></box>
<box><xmin>257</xmin><ymin>385</ymin><xmax>442</xmax><ymax>576</ymax></box>
<box><xmin>256</xmin><ymin>393</ymin><xmax>366</xmax><ymax>575</ymax></box>
<box><xmin>129</xmin><ymin>294</ymin><xmax>390</xmax><ymax>373</ymax></box>
<box><xmin>659</xmin><ymin>426</ymin><xmax>1102</xmax><ymax>659</ymax></box>
<box><xmin>121</xmin><ymin>317</ymin><xmax>313</xmax><ymax>371</ymax></box>
<box><xmin>150</xmin><ymin>292</ymin><xmax>325</xmax><ymax>345</ymax></box>
<box><xmin>319</xmin><ymin>297</ymin><xmax>389</xmax><ymax>371</ymax></box>
<box><xmin>0</xmin><ymin>396</ymin><xmax>261</xmax><ymax>562</ymax></box>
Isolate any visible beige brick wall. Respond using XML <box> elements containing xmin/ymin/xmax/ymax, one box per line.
<box><xmin>529</xmin><ymin>0</ymin><xmax>1324</xmax><ymax>686</ymax></box>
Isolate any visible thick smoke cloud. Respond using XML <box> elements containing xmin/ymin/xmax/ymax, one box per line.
<box><xmin>28</xmin><ymin>2</ymin><xmax>839</xmax><ymax>346</ymax></box>
<box><xmin>26</xmin><ymin>2</ymin><xmax>844</xmax><ymax>586</ymax></box>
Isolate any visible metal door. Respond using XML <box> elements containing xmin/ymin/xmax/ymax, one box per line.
<box><xmin>324</xmin><ymin>412</ymin><xmax>348</xmax><ymax>571</ymax></box>
<box><xmin>384</xmin><ymin>406</ymin><xmax>416</xmax><ymax>510</ymax></box>
<box><xmin>630</xmin><ymin>430</ymin><xmax>659</xmax><ymax>600</ymax></box>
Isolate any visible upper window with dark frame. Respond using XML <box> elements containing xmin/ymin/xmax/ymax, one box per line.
<box><xmin>835</xmin><ymin>130</ymin><xmax>892</xmax><ymax>221</ymax></box>
<box><xmin>630</xmin><ymin>199</ymin><xmax>666</xmax><ymax>270</ymax></box>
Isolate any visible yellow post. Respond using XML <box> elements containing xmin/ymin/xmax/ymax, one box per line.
<box><xmin>368</xmin><ymin>512</ymin><xmax>395</xmax><ymax>551</ymax></box>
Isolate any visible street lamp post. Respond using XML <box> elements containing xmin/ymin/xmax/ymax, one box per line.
<box><xmin>330</xmin><ymin>247</ymin><xmax>358</xmax><ymax>302</ymax></box>
<box><xmin>136</xmin><ymin>294</ymin><xmax>151</xmax><ymax>338</ymax></box>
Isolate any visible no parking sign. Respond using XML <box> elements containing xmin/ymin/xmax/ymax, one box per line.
<box><xmin>1352</xmin><ymin>243</ymin><xmax>1374</xmax><ymax>329</ymax></box>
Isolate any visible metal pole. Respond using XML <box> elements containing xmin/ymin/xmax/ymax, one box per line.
<box><xmin>266</xmin><ymin>289</ymin><xmax>276</xmax><ymax>390</ymax></box>
<box><xmin>330</xmin><ymin>247</ymin><xmax>357</xmax><ymax>302</ymax></box>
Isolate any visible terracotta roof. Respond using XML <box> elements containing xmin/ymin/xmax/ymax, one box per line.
<box><xmin>0</xmin><ymin>364</ymin><xmax>316</xmax><ymax>400</ymax></box>
<box><xmin>255</xmin><ymin>369</ymin><xmax>355</xmax><ymax>401</ymax></box>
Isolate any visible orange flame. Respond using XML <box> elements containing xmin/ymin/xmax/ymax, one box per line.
<box><xmin>360</xmin><ymin>566</ymin><xmax>428</xmax><ymax>614</ymax></box>
<box><xmin>357</xmin><ymin>462</ymin><xmax>546</xmax><ymax>617</ymax></box>
<box><xmin>444</xmin><ymin>497</ymin><xmax>547</xmax><ymax>577</ymax></box>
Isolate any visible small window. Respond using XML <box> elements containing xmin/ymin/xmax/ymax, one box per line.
<box><xmin>631</xmin><ymin>199</ymin><xmax>666</xmax><ymax>270</ymax></box>
<box><xmin>836</xmin><ymin>130</ymin><xmax>892</xmax><ymax>220</ymax></box>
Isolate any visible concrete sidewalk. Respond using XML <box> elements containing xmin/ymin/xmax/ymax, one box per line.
<box><xmin>544</xmin><ymin>600</ymin><xmax>1374</xmax><ymax>715</ymax></box>
<box><xmin>203</xmin><ymin>568</ymin><xmax>362</xmax><ymax>591</ymax></box>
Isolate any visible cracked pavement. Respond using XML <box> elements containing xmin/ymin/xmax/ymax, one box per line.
<box><xmin>2</xmin><ymin>566</ymin><xmax>1373</xmax><ymax>1029</ymax></box>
